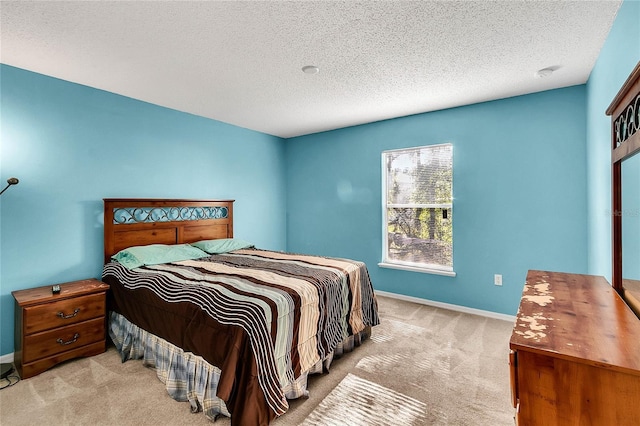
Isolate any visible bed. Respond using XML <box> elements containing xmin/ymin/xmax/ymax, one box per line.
<box><xmin>101</xmin><ymin>198</ymin><xmax>379</xmax><ymax>425</ymax></box>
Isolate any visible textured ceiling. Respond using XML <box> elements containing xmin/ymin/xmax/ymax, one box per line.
<box><xmin>0</xmin><ymin>1</ymin><xmax>622</xmax><ymax>138</ymax></box>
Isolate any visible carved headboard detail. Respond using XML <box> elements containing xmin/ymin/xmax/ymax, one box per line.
<box><xmin>103</xmin><ymin>198</ymin><xmax>234</xmax><ymax>263</ymax></box>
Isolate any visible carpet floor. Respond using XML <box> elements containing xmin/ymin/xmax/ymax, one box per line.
<box><xmin>0</xmin><ymin>295</ymin><xmax>515</xmax><ymax>425</ymax></box>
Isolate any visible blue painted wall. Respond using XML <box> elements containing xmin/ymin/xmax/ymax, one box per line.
<box><xmin>0</xmin><ymin>65</ymin><xmax>287</xmax><ymax>355</ymax></box>
<box><xmin>586</xmin><ymin>0</ymin><xmax>640</xmax><ymax>280</ymax></box>
<box><xmin>285</xmin><ymin>86</ymin><xmax>588</xmax><ymax>316</ymax></box>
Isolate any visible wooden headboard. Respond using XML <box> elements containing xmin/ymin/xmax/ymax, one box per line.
<box><xmin>103</xmin><ymin>198</ymin><xmax>234</xmax><ymax>263</ymax></box>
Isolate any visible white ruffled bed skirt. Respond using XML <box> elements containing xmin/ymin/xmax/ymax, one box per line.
<box><xmin>109</xmin><ymin>311</ymin><xmax>370</xmax><ymax>421</ymax></box>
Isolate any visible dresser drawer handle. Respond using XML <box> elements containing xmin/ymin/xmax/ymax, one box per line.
<box><xmin>57</xmin><ymin>308</ymin><xmax>80</xmax><ymax>319</ymax></box>
<box><xmin>56</xmin><ymin>333</ymin><xmax>80</xmax><ymax>346</ymax></box>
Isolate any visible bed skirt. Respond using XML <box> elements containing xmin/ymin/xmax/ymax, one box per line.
<box><xmin>108</xmin><ymin>311</ymin><xmax>371</xmax><ymax>421</ymax></box>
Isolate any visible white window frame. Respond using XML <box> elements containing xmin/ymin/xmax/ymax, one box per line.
<box><xmin>379</xmin><ymin>143</ymin><xmax>455</xmax><ymax>277</ymax></box>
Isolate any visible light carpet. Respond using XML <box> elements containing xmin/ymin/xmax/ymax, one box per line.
<box><xmin>0</xmin><ymin>295</ymin><xmax>515</xmax><ymax>425</ymax></box>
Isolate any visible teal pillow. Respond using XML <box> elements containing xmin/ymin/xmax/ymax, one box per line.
<box><xmin>112</xmin><ymin>244</ymin><xmax>209</xmax><ymax>269</ymax></box>
<box><xmin>190</xmin><ymin>238</ymin><xmax>254</xmax><ymax>254</ymax></box>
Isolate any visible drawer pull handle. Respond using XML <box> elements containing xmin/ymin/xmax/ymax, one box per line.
<box><xmin>56</xmin><ymin>333</ymin><xmax>80</xmax><ymax>346</ymax></box>
<box><xmin>57</xmin><ymin>308</ymin><xmax>80</xmax><ymax>319</ymax></box>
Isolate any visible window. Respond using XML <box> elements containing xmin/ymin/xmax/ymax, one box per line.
<box><xmin>380</xmin><ymin>143</ymin><xmax>454</xmax><ymax>276</ymax></box>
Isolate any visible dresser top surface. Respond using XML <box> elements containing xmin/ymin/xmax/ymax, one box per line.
<box><xmin>12</xmin><ymin>278</ymin><xmax>109</xmax><ymax>307</ymax></box>
<box><xmin>510</xmin><ymin>270</ymin><xmax>640</xmax><ymax>375</ymax></box>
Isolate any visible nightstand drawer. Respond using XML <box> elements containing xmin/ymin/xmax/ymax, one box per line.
<box><xmin>24</xmin><ymin>293</ymin><xmax>105</xmax><ymax>334</ymax></box>
<box><xmin>23</xmin><ymin>317</ymin><xmax>105</xmax><ymax>363</ymax></box>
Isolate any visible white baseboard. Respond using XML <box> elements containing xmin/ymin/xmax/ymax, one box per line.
<box><xmin>375</xmin><ymin>290</ymin><xmax>516</xmax><ymax>323</ymax></box>
<box><xmin>0</xmin><ymin>352</ymin><xmax>14</xmax><ymax>364</ymax></box>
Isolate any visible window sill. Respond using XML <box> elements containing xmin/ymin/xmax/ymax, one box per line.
<box><xmin>378</xmin><ymin>262</ymin><xmax>457</xmax><ymax>277</ymax></box>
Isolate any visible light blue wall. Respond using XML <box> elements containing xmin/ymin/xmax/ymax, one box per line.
<box><xmin>0</xmin><ymin>65</ymin><xmax>287</xmax><ymax>355</ymax></box>
<box><xmin>586</xmin><ymin>0</ymin><xmax>640</xmax><ymax>279</ymax></box>
<box><xmin>285</xmin><ymin>86</ymin><xmax>588</xmax><ymax>316</ymax></box>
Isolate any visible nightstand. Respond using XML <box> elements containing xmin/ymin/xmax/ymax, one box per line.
<box><xmin>12</xmin><ymin>278</ymin><xmax>110</xmax><ymax>379</ymax></box>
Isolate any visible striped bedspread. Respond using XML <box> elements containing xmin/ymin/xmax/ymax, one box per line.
<box><xmin>102</xmin><ymin>248</ymin><xmax>379</xmax><ymax>425</ymax></box>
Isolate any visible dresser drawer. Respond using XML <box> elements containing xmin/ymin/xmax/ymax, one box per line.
<box><xmin>23</xmin><ymin>293</ymin><xmax>105</xmax><ymax>334</ymax></box>
<box><xmin>22</xmin><ymin>317</ymin><xmax>105</xmax><ymax>363</ymax></box>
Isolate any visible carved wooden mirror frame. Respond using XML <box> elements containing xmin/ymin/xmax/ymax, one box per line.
<box><xmin>606</xmin><ymin>61</ymin><xmax>640</xmax><ymax>298</ymax></box>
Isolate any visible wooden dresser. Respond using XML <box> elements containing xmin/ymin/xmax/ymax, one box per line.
<box><xmin>509</xmin><ymin>270</ymin><xmax>640</xmax><ymax>426</ymax></box>
<box><xmin>12</xmin><ymin>278</ymin><xmax>110</xmax><ymax>379</ymax></box>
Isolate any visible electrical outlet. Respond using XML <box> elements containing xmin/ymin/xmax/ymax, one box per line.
<box><xmin>494</xmin><ymin>274</ymin><xmax>503</xmax><ymax>286</ymax></box>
